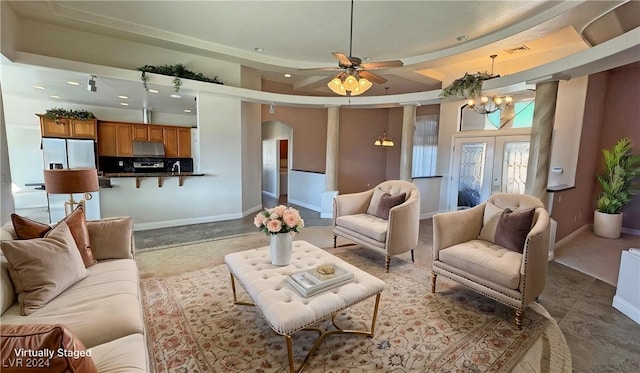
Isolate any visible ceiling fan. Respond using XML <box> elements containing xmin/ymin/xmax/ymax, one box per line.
<box><xmin>300</xmin><ymin>0</ymin><xmax>403</xmax><ymax>95</ymax></box>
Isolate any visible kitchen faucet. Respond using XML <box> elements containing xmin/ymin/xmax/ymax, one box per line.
<box><xmin>171</xmin><ymin>161</ymin><xmax>181</xmax><ymax>174</ymax></box>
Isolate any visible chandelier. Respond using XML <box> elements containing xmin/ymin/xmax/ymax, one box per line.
<box><xmin>466</xmin><ymin>55</ymin><xmax>512</xmax><ymax>114</ymax></box>
<box><xmin>327</xmin><ymin>69</ymin><xmax>373</xmax><ymax>96</ymax></box>
<box><xmin>374</xmin><ymin>132</ymin><xmax>394</xmax><ymax>147</ymax></box>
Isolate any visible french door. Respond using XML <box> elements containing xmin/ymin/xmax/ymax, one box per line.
<box><xmin>449</xmin><ymin>135</ymin><xmax>530</xmax><ymax>210</ymax></box>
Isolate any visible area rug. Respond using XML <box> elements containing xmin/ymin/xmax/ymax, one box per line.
<box><xmin>141</xmin><ymin>246</ymin><xmax>550</xmax><ymax>372</ymax></box>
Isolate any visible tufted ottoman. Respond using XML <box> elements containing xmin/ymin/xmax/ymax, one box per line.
<box><xmin>224</xmin><ymin>240</ymin><xmax>385</xmax><ymax>373</ymax></box>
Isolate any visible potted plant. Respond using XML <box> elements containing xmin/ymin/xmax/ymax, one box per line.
<box><xmin>594</xmin><ymin>137</ymin><xmax>640</xmax><ymax>238</ymax></box>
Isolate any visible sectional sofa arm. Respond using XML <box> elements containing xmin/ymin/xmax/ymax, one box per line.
<box><xmin>86</xmin><ymin>216</ymin><xmax>135</xmax><ymax>260</ymax></box>
<box><xmin>333</xmin><ymin>189</ymin><xmax>374</xmax><ymax>221</ymax></box>
<box><xmin>432</xmin><ymin>204</ymin><xmax>485</xmax><ymax>259</ymax></box>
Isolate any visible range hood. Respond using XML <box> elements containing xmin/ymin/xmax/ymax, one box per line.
<box><xmin>133</xmin><ymin>141</ymin><xmax>165</xmax><ymax>157</ymax></box>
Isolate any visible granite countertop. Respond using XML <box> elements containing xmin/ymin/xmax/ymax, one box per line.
<box><xmin>103</xmin><ymin>172</ymin><xmax>205</xmax><ymax>177</ymax></box>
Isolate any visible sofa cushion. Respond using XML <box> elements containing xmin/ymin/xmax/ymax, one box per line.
<box><xmin>90</xmin><ymin>334</ymin><xmax>148</xmax><ymax>373</ymax></box>
<box><xmin>86</xmin><ymin>217</ymin><xmax>134</xmax><ymax>260</ymax></box>
<box><xmin>0</xmin><ymin>323</ymin><xmax>97</xmax><ymax>373</ymax></box>
<box><xmin>439</xmin><ymin>239</ymin><xmax>522</xmax><ymax>289</ymax></box>
<box><xmin>11</xmin><ymin>206</ymin><xmax>96</xmax><ymax>268</ymax></box>
<box><xmin>494</xmin><ymin>208</ymin><xmax>535</xmax><ymax>253</ymax></box>
<box><xmin>336</xmin><ymin>214</ymin><xmax>388</xmax><ymax>242</ymax></box>
<box><xmin>0</xmin><ymin>259</ymin><xmax>144</xmax><ymax>349</ymax></box>
<box><xmin>1</xmin><ymin>222</ymin><xmax>88</xmax><ymax>316</ymax></box>
<box><xmin>1</xmin><ymin>256</ymin><xmax>15</xmax><ymax>315</ymax></box>
<box><xmin>375</xmin><ymin>192</ymin><xmax>406</xmax><ymax>220</ymax></box>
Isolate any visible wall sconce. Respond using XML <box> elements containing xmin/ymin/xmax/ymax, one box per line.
<box><xmin>44</xmin><ymin>168</ymin><xmax>99</xmax><ymax>216</ymax></box>
<box><xmin>374</xmin><ymin>132</ymin><xmax>394</xmax><ymax>147</ymax></box>
<box><xmin>269</xmin><ymin>102</ymin><xmax>275</xmax><ymax>114</ymax></box>
<box><xmin>87</xmin><ymin>75</ymin><xmax>97</xmax><ymax>92</ymax></box>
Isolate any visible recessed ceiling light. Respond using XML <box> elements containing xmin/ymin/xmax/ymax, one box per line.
<box><xmin>170</xmin><ymin>94</ymin><xmax>181</xmax><ymax>98</ymax></box>
<box><xmin>118</xmin><ymin>95</ymin><xmax>129</xmax><ymax>99</ymax></box>
<box><xmin>33</xmin><ymin>85</ymin><xmax>46</xmax><ymax>90</ymax></box>
<box><xmin>183</xmin><ymin>109</ymin><xmax>192</xmax><ymax>113</ymax></box>
<box><xmin>120</xmin><ymin>102</ymin><xmax>129</xmax><ymax>106</ymax></box>
<box><xmin>456</xmin><ymin>35</ymin><xmax>468</xmax><ymax>42</ymax></box>
<box><xmin>148</xmin><ymin>89</ymin><xmax>159</xmax><ymax>94</ymax></box>
<box><xmin>363</xmin><ymin>57</ymin><xmax>372</xmax><ymax>61</ymax></box>
<box><xmin>50</xmin><ymin>95</ymin><xmax>61</xmax><ymax>99</ymax></box>
<box><xmin>254</xmin><ymin>47</ymin><xmax>264</xmax><ymax>52</ymax></box>
<box><xmin>284</xmin><ymin>73</ymin><xmax>292</xmax><ymax>78</ymax></box>
<box><xmin>67</xmin><ymin>81</ymin><xmax>80</xmax><ymax>86</ymax></box>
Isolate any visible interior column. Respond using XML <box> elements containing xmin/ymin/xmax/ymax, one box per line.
<box><xmin>0</xmin><ymin>82</ymin><xmax>15</xmax><ymax>224</ymax></box>
<box><xmin>321</xmin><ymin>106</ymin><xmax>340</xmax><ymax>218</ymax></box>
<box><xmin>400</xmin><ymin>104</ymin><xmax>416</xmax><ymax>181</ymax></box>
<box><xmin>525</xmin><ymin>81</ymin><xmax>559</xmax><ymax>200</ymax></box>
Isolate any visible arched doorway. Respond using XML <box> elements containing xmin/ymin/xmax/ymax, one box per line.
<box><xmin>261</xmin><ymin>121</ymin><xmax>293</xmax><ymax>205</ymax></box>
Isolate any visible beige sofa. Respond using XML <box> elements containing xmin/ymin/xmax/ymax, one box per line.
<box><xmin>0</xmin><ymin>216</ymin><xmax>148</xmax><ymax>372</ymax></box>
<box><xmin>431</xmin><ymin>193</ymin><xmax>550</xmax><ymax>328</ymax></box>
<box><xmin>333</xmin><ymin>180</ymin><xmax>420</xmax><ymax>272</ymax></box>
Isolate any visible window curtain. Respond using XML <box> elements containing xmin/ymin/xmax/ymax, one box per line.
<box><xmin>412</xmin><ymin>114</ymin><xmax>439</xmax><ymax>177</ymax></box>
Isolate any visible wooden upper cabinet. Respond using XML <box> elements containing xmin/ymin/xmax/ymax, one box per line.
<box><xmin>38</xmin><ymin>115</ymin><xmax>97</xmax><ymax>140</ymax></box>
<box><xmin>149</xmin><ymin>126</ymin><xmax>164</xmax><ymax>142</ymax></box>
<box><xmin>97</xmin><ymin>122</ymin><xmax>133</xmax><ymax>157</ymax></box>
<box><xmin>163</xmin><ymin>127</ymin><xmax>179</xmax><ymax>157</ymax></box>
<box><xmin>133</xmin><ymin>124</ymin><xmax>166</xmax><ymax>143</ymax></box>
<box><xmin>177</xmin><ymin>128</ymin><xmax>191</xmax><ymax>158</ymax></box>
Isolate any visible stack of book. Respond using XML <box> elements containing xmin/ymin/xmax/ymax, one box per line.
<box><xmin>287</xmin><ymin>265</ymin><xmax>354</xmax><ymax>297</ymax></box>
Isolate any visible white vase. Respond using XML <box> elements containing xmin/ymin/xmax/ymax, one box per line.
<box><xmin>593</xmin><ymin>210</ymin><xmax>623</xmax><ymax>239</ymax></box>
<box><xmin>270</xmin><ymin>233</ymin><xmax>292</xmax><ymax>266</ymax></box>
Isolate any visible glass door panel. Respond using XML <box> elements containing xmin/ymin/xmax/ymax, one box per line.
<box><xmin>450</xmin><ymin>137</ymin><xmax>494</xmax><ymax>210</ymax></box>
<box><xmin>493</xmin><ymin>136</ymin><xmax>530</xmax><ymax>194</ymax></box>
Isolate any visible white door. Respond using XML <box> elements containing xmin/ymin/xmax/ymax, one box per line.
<box><xmin>450</xmin><ymin>135</ymin><xmax>530</xmax><ymax>210</ymax></box>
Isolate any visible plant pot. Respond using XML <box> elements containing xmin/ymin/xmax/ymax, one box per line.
<box><xmin>270</xmin><ymin>233</ymin><xmax>292</xmax><ymax>266</ymax></box>
<box><xmin>593</xmin><ymin>210</ymin><xmax>623</xmax><ymax>239</ymax></box>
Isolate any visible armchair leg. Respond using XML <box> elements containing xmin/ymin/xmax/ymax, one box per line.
<box><xmin>333</xmin><ymin>235</ymin><xmax>337</xmax><ymax>248</ymax></box>
<box><xmin>385</xmin><ymin>256</ymin><xmax>390</xmax><ymax>273</ymax></box>
<box><xmin>431</xmin><ymin>274</ymin><xmax>437</xmax><ymax>293</ymax></box>
<box><xmin>515</xmin><ymin>309</ymin><xmax>524</xmax><ymax>330</ymax></box>
<box><xmin>411</xmin><ymin>249</ymin><xmax>415</xmax><ymax>263</ymax></box>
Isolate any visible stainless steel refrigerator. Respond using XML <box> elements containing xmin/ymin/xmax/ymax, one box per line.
<box><xmin>42</xmin><ymin>138</ymin><xmax>101</xmax><ymax>223</ymax></box>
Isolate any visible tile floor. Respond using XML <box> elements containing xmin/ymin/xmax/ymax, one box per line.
<box><xmin>18</xmin><ymin>196</ymin><xmax>640</xmax><ymax>372</ymax></box>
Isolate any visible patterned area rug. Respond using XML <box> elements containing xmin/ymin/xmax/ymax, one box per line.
<box><xmin>141</xmin><ymin>246</ymin><xmax>549</xmax><ymax>373</ymax></box>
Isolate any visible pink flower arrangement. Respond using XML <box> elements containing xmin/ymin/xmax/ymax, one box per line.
<box><xmin>254</xmin><ymin>205</ymin><xmax>305</xmax><ymax>235</ymax></box>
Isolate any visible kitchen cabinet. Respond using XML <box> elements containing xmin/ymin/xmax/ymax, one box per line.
<box><xmin>98</xmin><ymin>122</ymin><xmax>133</xmax><ymax>156</ymax></box>
<box><xmin>38</xmin><ymin>115</ymin><xmax>97</xmax><ymax>140</ymax></box>
<box><xmin>133</xmin><ymin>124</ymin><xmax>164</xmax><ymax>142</ymax></box>
<box><xmin>163</xmin><ymin>127</ymin><xmax>191</xmax><ymax>158</ymax></box>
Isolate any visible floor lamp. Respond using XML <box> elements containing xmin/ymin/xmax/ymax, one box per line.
<box><xmin>43</xmin><ymin>168</ymin><xmax>99</xmax><ymax>216</ymax></box>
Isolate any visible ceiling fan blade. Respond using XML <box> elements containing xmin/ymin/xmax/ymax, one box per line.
<box><xmin>332</xmin><ymin>52</ymin><xmax>353</xmax><ymax>67</ymax></box>
<box><xmin>359</xmin><ymin>70</ymin><xmax>387</xmax><ymax>84</ymax></box>
<box><xmin>361</xmin><ymin>60</ymin><xmax>404</xmax><ymax>69</ymax></box>
<box><xmin>297</xmin><ymin>66</ymin><xmax>341</xmax><ymax>71</ymax></box>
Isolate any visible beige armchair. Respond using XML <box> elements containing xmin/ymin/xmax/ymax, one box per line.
<box><xmin>333</xmin><ymin>180</ymin><xmax>420</xmax><ymax>272</ymax></box>
<box><xmin>431</xmin><ymin>193</ymin><xmax>550</xmax><ymax>329</ymax></box>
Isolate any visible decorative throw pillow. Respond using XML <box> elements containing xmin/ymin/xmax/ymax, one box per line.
<box><xmin>86</xmin><ymin>216</ymin><xmax>134</xmax><ymax>260</ymax></box>
<box><xmin>0</xmin><ymin>221</ymin><xmax>89</xmax><ymax>316</ymax></box>
<box><xmin>366</xmin><ymin>188</ymin><xmax>387</xmax><ymax>216</ymax></box>
<box><xmin>494</xmin><ymin>208</ymin><xmax>536</xmax><ymax>253</ymax></box>
<box><xmin>0</xmin><ymin>324</ymin><xmax>97</xmax><ymax>373</ymax></box>
<box><xmin>11</xmin><ymin>206</ymin><xmax>96</xmax><ymax>267</ymax></box>
<box><xmin>477</xmin><ymin>202</ymin><xmax>504</xmax><ymax>242</ymax></box>
<box><xmin>375</xmin><ymin>192</ymin><xmax>406</xmax><ymax>220</ymax></box>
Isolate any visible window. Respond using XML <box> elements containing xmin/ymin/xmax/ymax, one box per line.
<box><xmin>412</xmin><ymin>114</ymin><xmax>439</xmax><ymax>177</ymax></box>
<box><xmin>460</xmin><ymin>96</ymin><xmax>535</xmax><ymax>131</ymax></box>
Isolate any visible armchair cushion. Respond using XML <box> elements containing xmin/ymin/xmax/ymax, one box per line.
<box><xmin>375</xmin><ymin>192</ymin><xmax>406</xmax><ymax>220</ymax></box>
<box><xmin>494</xmin><ymin>208</ymin><xmax>535</xmax><ymax>252</ymax></box>
<box><xmin>439</xmin><ymin>239</ymin><xmax>522</xmax><ymax>289</ymax></box>
<box><xmin>335</xmin><ymin>214</ymin><xmax>387</xmax><ymax>242</ymax></box>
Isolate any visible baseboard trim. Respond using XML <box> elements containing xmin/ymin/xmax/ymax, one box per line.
<box><xmin>622</xmin><ymin>227</ymin><xmax>640</xmax><ymax>236</ymax></box>
<box><xmin>612</xmin><ymin>295</ymin><xmax>640</xmax><ymax>325</ymax></box>
<box><xmin>133</xmin><ymin>213</ymin><xmax>245</xmax><ymax>231</ymax></box>
<box><xmin>554</xmin><ymin>224</ymin><xmax>590</xmax><ymax>250</ymax></box>
<box><xmin>287</xmin><ymin>198</ymin><xmax>321</xmax><ymax>213</ymax></box>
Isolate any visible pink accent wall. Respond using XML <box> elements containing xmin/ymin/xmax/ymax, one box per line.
<box><xmin>553</xmin><ymin>64</ymin><xmax>640</xmax><ymax>240</ymax></box>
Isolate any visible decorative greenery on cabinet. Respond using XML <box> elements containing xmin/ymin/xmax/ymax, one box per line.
<box><xmin>43</xmin><ymin>108</ymin><xmax>96</xmax><ymax>120</ymax></box>
<box><xmin>138</xmin><ymin>63</ymin><xmax>223</xmax><ymax>92</ymax></box>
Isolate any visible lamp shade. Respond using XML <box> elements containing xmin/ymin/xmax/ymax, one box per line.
<box><xmin>44</xmin><ymin>168</ymin><xmax>99</xmax><ymax>194</ymax></box>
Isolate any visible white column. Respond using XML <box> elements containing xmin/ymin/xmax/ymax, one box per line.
<box><xmin>0</xmin><ymin>82</ymin><xmax>15</xmax><ymax>224</ymax></box>
<box><xmin>400</xmin><ymin>105</ymin><xmax>416</xmax><ymax>181</ymax></box>
<box><xmin>525</xmin><ymin>81</ymin><xmax>558</xmax><ymax>201</ymax></box>
<box><xmin>321</xmin><ymin>106</ymin><xmax>340</xmax><ymax>218</ymax></box>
